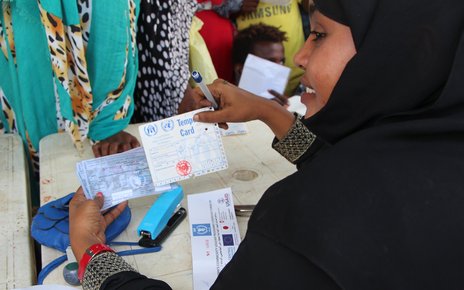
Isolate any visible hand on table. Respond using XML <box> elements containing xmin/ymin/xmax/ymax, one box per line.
<box><xmin>92</xmin><ymin>131</ymin><xmax>140</xmax><ymax>157</ymax></box>
<box><xmin>192</xmin><ymin>79</ymin><xmax>295</xmax><ymax>140</ymax></box>
<box><xmin>69</xmin><ymin>187</ymin><xmax>128</xmax><ymax>263</ymax></box>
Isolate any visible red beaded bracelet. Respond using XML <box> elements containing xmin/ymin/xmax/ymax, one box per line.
<box><xmin>78</xmin><ymin>244</ymin><xmax>114</xmax><ymax>281</ymax></box>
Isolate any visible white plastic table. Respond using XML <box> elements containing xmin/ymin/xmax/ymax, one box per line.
<box><xmin>39</xmin><ymin>121</ymin><xmax>296</xmax><ymax>288</ymax></box>
<box><xmin>0</xmin><ymin>134</ymin><xmax>36</xmax><ymax>289</ymax></box>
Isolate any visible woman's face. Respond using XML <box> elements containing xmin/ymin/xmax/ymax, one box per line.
<box><xmin>294</xmin><ymin>10</ymin><xmax>356</xmax><ymax>118</ymax></box>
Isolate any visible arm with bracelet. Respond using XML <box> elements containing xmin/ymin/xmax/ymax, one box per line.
<box><xmin>69</xmin><ymin>189</ymin><xmax>172</xmax><ymax>290</ymax></box>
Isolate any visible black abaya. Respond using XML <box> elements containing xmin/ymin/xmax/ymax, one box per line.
<box><xmin>98</xmin><ymin>0</ymin><xmax>464</xmax><ymax>288</ymax></box>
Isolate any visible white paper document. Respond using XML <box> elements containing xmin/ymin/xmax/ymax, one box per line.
<box><xmin>188</xmin><ymin>188</ymin><xmax>241</xmax><ymax>290</ymax></box>
<box><xmin>76</xmin><ymin>147</ymin><xmax>174</xmax><ymax>210</ymax></box>
<box><xmin>220</xmin><ymin>122</ymin><xmax>248</xmax><ymax>136</ymax></box>
<box><xmin>238</xmin><ymin>54</ymin><xmax>291</xmax><ymax>99</ymax></box>
<box><xmin>139</xmin><ymin>108</ymin><xmax>228</xmax><ymax>186</ymax></box>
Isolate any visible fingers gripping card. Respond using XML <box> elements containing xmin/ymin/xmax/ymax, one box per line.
<box><xmin>139</xmin><ymin>108</ymin><xmax>228</xmax><ymax>186</ymax></box>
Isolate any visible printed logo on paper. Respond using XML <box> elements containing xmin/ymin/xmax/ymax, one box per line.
<box><xmin>192</xmin><ymin>224</ymin><xmax>212</xmax><ymax>236</ymax></box>
<box><xmin>222</xmin><ymin>234</ymin><xmax>234</xmax><ymax>246</ymax></box>
<box><xmin>144</xmin><ymin>124</ymin><xmax>158</xmax><ymax>136</ymax></box>
<box><xmin>161</xmin><ymin>120</ymin><xmax>175</xmax><ymax>132</ymax></box>
<box><xmin>217</xmin><ymin>193</ymin><xmax>232</xmax><ymax>207</ymax></box>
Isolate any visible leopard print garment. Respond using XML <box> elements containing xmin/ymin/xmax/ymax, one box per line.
<box><xmin>38</xmin><ymin>0</ymin><xmax>93</xmax><ymax>150</ymax></box>
<box><xmin>0</xmin><ymin>10</ymin><xmax>9</xmax><ymax>60</ymax></box>
<box><xmin>0</xmin><ymin>88</ymin><xmax>16</xmax><ymax>133</ymax></box>
<box><xmin>0</xmin><ymin>4</ymin><xmax>15</xmax><ymax>62</ymax></box>
<box><xmin>93</xmin><ymin>0</ymin><xmax>136</xmax><ymax>120</ymax></box>
<box><xmin>38</xmin><ymin>0</ymin><xmax>136</xmax><ymax>150</ymax></box>
<box><xmin>0</xmin><ymin>4</ymin><xmax>40</xmax><ymax>172</ymax></box>
<box><xmin>131</xmin><ymin>0</ymin><xmax>197</xmax><ymax>122</ymax></box>
<box><xmin>0</xmin><ymin>4</ymin><xmax>17</xmax><ymax>134</ymax></box>
<box><xmin>1</xmin><ymin>1</ymin><xmax>136</xmax><ymax>174</ymax></box>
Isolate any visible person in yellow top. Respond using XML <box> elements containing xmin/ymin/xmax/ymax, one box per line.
<box><xmin>215</xmin><ymin>0</ymin><xmax>308</xmax><ymax>95</ymax></box>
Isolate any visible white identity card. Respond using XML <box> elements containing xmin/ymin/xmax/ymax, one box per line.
<box><xmin>76</xmin><ymin>147</ymin><xmax>174</xmax><ymax>211</ymax></box>
<box><xmin>187</xmin><ymin>188</ymin><xmax>241</xmax><ymax>290</ymax></box>
<box><xmin>238</xmin><ymin>54</ymin><xmax>291</xmax><ymax>99</ymax></box>
<box><xmin>139</xmin><ymin>108</ymin><xmax>228</xmax><ymax>186</ymax></box>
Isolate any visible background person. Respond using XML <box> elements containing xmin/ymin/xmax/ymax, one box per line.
<box><xmin>132</xmin><ymin>0</ymin><xmax>197</xmax><ymax>122</ymax></box>
<box><xmin>195</xmin><ymin>0</ymin><xmax>236</xmax><ymax>83</ymax></box>
<box><xmin>234</xmin><ymin>0</ymin><xmax>307</xmax><ymax>96</ymax></box>
<box><xmin>232</xmin><ymin>23</ymin><xmax>289</xmax><ymax>105</ymax></box>
<box><xmin>0</xmin><ymin>0</ymin><xmax>141</xmax><ymax>205</ymax></box>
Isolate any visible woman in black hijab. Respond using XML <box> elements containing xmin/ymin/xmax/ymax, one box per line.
<box><xmin>70</xmin><ymin>0</ymin><xmax>464</xmax><ymax>289</ymax></box>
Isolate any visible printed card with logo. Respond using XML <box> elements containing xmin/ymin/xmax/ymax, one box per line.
<box><xmin>139</xmin><ymin>107</ymin><xmax>228</xmax><ymax>186</ymax></box>
<box><xmin>187</xmin><ymin>188</ymin><xmax>241</xmax><ymax>290</ymax></box>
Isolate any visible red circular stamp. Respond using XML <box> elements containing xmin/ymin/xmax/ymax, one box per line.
<box><xmin>176</xmin><ymin>160</ymin><xmax>192</xmax><ymax>176</ymax></box>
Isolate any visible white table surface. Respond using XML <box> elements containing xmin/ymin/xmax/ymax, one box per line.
<box><xmin>0</xmin><ymin>134</ymin><xmax>36</xmax><ymax>289</ymax></box>
<box><xmin>39</xmin><ymin>120</ymin><xmax>296</xmax><ymax>288</ymax></box>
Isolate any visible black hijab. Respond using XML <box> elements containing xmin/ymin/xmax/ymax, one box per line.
<box><xmin>227</xmin><ymin>0</ymin><xmax>464</xmax><ymax>289</ymax></box>
<box><xmin>305</xmin><ymin>0</ymin><xmax>464</xmax><ymax>146</ymax></box>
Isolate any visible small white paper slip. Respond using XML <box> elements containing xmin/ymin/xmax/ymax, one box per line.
<box><xmin>139</xmin><ymin>107</ymin><xmax>228</xmax><ymax>186</ymax></box>
<box><xmin>187</xmin><ymin>188</ymin><xmax>241</xmax><ymax>290</ymax></box>
<box><xmin>76</xmin><ymin>147</ymin><xmax>174</xmax><ymax>211</ymax></box>
<box><xmin>220</xmin><ymin>122</ymin><xmax>248</xmax><ymax>136</ymax></box>
<box><xmin>238</xmin><ymin>54</ymin><xmax>291</xmax><ymax>99</ymax></box>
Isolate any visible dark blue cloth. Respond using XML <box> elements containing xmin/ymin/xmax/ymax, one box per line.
<box><xmin>31</xmin><ymin>192</ymin><xmax>131</xmax><ymax>252</ymax></box>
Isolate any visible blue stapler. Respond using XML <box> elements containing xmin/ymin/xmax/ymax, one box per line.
<box><xmin>137</xmin><ymin>185</ymin><xmax>185</xmax><ymax>247</ymax></box>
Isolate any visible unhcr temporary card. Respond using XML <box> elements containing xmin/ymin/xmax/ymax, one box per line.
<box><xmin>139</xmin><ymin>107</ymin><xmax>228</xmax><ymax>186</ymax></box>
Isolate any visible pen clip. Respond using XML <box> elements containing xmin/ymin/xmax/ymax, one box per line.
<box><xmin>234</xmin><ymin>205</ymin><xmax>255</xmax><ymax>217</ymax></box>
<box><xmin>191</xmin><ymin>70</ymin><xmax>219</xmax><ymax>109</ymax></box>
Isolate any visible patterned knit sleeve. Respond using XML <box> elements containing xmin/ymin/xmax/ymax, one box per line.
<box><xmin>272</xmin><ymin>115</ymin><xmax>317</xmax><ymax>164</ymax></box>
<box><xmin>82</xmin><ymin>252</ymin><xmax>172</xmax><ymax>290</ymax></box>
<box><xmin>82</xmin><ymin>252</ymin><xmax>137</xmax><ymax>290</ymax></box>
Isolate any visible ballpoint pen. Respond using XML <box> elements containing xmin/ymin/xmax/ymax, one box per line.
<box><xmin>234</xmin><ymin>205</ymin><xmax>255</xmax><ymax>217</ymax></box>
<box><xmin>191</xmin><ymin>70</ymin><xmax>219</xmax><ymax>109</ymax></box>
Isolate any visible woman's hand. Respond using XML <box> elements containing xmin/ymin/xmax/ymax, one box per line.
<box><xmin>92</xmin><ymin>131</ymin><xmax>140</xmax><ymax>157</ymax></box>
<box><xmin>192</xmin><ymin>79</ymin><xmax>268</xmax><ymax>127</ymax></box>
<box><xmin>192</xmin><ymin>79</ymin><xmax>295</xmax><ymax>140</ymax></box>
<box><xmin>69</xmin><ymin>187</ymin><xmax>128</xmax><ymax>263</ymax></box>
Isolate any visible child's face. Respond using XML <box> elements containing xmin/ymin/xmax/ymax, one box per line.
<box><xmin>294</xmin><ymin>10</ymin><xmax>356</xmax><ymax>118</ymax></box>
<box><xmin>252</xmin><ymin>41</ymin><xmax>285</xmax><ymax>65</ymax></box>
